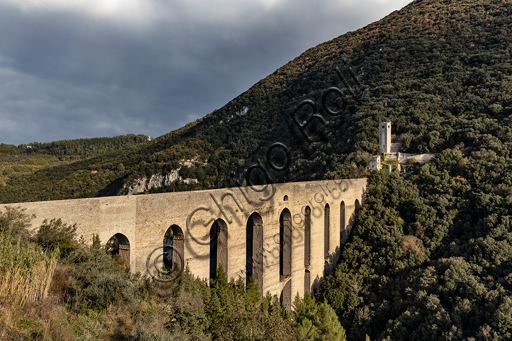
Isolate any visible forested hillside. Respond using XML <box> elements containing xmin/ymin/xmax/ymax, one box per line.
<box><xmin>0</xmin><ymin>134</ymin><xmax>150</xmax><ymax>159</ymax></box>
<box><xmin>2</xmin><ymin>0</ymin><xmax>511</xmax><ymax>203</ymax></box>
<box><xmin>322</xmin><ymin>148</ymin><xmax>512</xmax><ymax>339</ymax></box>
<box><xmin>0</xmin><ymin>134</ymin><xmax>150</xmax><ymax>189</ymax></box>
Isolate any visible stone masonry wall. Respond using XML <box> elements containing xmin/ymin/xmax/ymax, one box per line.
<box><xmin>2</xmin><ymin>178</ymin><xmax>367</xmax><ymax>303</ymax></box>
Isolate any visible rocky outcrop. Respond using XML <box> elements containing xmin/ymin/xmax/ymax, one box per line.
<box><xmin>118</xmin><ymin>170</ymin><xmax>198</xmax><ymax>195</ymax></box>
<box><xmin>119</xmin><ymin>172</ymin><xmax>178</xmax><ymax>195</ymax></box>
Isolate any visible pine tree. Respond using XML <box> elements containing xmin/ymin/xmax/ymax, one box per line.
<box><xmin>292</xmin><ymin>292</ymin><xmax>347</xmax><ymax>341</ymax></box>
<box><xmin>316</xmin><ymin>300</ymin><xmax>346</xmax><ymax>341</ymax></box>
<box><xmin>210</xmin><ymin>264</ymin><xmax>226</xmax><ymax>288</ymax></box>
<box><xmin>92</xmin><ymin>233</ymin><xmax>101</xmax><ymax>249</ymax></box>
<box><xmin>293</xmin><ymin>293</ymin><xmax>320</xmax><ymax>340</ymax></box>
<box><xmin>246</xmin><ymin>275</ymin><xmax>261</xmax><ymax>306</ymax></box>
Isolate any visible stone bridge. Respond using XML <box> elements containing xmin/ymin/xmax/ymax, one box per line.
<box><xmin>3</xmin><ymin>178</ymin><xmax>367</xmax><ymax>310</ymax></box>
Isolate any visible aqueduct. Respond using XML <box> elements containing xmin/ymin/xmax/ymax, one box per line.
<box><xmin>3</xmin><ymin>178</ymin><xmax>367</xmax><ymax>310</ymax></box>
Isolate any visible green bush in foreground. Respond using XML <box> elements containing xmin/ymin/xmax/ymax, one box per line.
<box><xmin>35</xmin><ymin>218</ymin><xmax>78</xmax><ymax>258</ymax></box>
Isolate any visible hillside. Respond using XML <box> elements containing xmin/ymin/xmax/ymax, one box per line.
<box><xmin>0</xmin><ymin>134</ymin><xmax>150</xmax><ymax>189</ymax></box>
<box><xmin>1</xmin><ymin>0</ymin><xmax>511</xmax><ymax>203</ymax></box>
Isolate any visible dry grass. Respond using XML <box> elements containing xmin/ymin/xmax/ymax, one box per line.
<box><xmin>48</xmin><ymin>263</ymin><xmax>78</xmax><ymax>298</ymax></box>
<box><xmin>0</xmin><ymin>296</ymin><xmax>76</xmax><ymax>341</ymax></box>
<box><xmin>0</xmin><ymin>231</ymin><xmax>59</xmax><ymax>306</ymax></box>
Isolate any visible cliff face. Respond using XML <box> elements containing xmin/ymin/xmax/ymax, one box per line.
<box><xmin>119</xmin><ymin>172</ymin><xmax>179</xmax><ymax>195</ymax></box>
<box><xmin>119</xmin><ymin>171</ymin><xmax>198</xmax><ymax>195</ymax></box>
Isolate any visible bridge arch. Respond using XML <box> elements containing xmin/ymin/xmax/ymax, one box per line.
<box><xmin>304</xmin><ymin>205</ymin><xmax>311</xmax><ymax>294</ymax></box>
<box><xmin>324</xmin><ymin>203</ymin><xmax>330</xmax><ymax>260</ymax></box>
<box><xmin>210</xmin><ymin>218</ymin><xmax>228</xmax><ymax>280</ymax></box>
<box><xmin>246</xmin><ymin>212</ymin><xmax>263</xmax><ymax>291</ymax></box>
<box><xmin>107</xmin><ymin>233</ymin><xmax>130</xmax><ymax>266</ymax></box>
<box><xmin>163</xmin><ymin>225</ymin><xmax>184</xmax><ymax>272</ymax></box>
<box><xmin>304</xmin><ymin>206</ymin><xmax>311</xmax><ymax>267</ymax></box>
<box><xmin>340</xmin><ymin>201</ymin><xmax>346</xmax><ymax>244</ymax></box>
<box><xmin>304</xmin><ymin>269</ymin><xmax>311</xmax><ymax>294</ymax></box>
<box><xmin>279</xmin><ymin>208</ymin><xmax>292</xmax><ymax>311</ymax></box>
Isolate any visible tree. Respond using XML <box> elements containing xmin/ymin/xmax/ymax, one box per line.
<box><xmin>246</xmin><ymin>275</ymin><xmax>261</xmax><ymax>306</ymax></box>
<box><xmin>0</xmin><ymin>206</ymin><xmax>32</xmax><ymax>245</ymax></box>
<box><xmin>292</xmin><ymin>293</ymin><xmax>347</xmax><ymax>341</ymax></box>
<box><xmin>180</xmin><ymin>165</ymin><xmax>192</xmax><ymax>179</ymax></box>
<box><xmin>35</xmin><ymin>218</ymin><xmax>77</xmax><ymax>257</ymax></box>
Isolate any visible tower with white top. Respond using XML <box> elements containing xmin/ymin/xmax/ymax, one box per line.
<box><xmin>379</xmin><ymin>122</ymin><xmax>391</xmax><ymax>153</ymax></box>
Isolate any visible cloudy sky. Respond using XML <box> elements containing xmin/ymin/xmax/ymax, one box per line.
<box><xmin>0</xmin><ymin>0</ymin><xmax>411</xmax><ymax>145</ymax></box>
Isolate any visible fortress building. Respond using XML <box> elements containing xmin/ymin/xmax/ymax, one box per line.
<box><xmin>370</xmin><ymin>122</ymin><xmax>435</xmax><ymax>172</ymax></box>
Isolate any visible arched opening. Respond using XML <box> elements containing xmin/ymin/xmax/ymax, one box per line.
<box><xmin>283</xmin><ymin>195</ymin><xmax>288</xmax><ymax>201</ymax></box>
<box><xmin>210</xmin><ymin>219</ymin><xmax>228</xmax><ymax>280</ymax></box>
<box><xmin>279</xmin><ymin>208</ymin><xmax>292</xmax><ymax>311</ymax></box>
<box><xmin>163</xmin><ymin>225</ymin><xmax>184</xmax><ymax>272</ymax></box>
<box><xmin>304</xmin><ymin>206</ymin><xmax>311</xmax><ymax>267</ymax></box>
<box><xmin>107</xmin><ymin>233</ymin><xmax>130</xmax><ymax>266</ymax></box>
<box><xmin>340</xmin><ymin>201</ymin><xmax>346</xmax><ymax>244</ymax></box>
<box><xmin>324</xmin><ymin>203</ymin><xmax>330</xmax><ymax>260</ymax></box>
<box><xmin>304</xmin><ymin>269</ymin><xmax>311</xmax><ymax>294</ymax></box>
<box><xmin>246</xmin><ymin>212</ymin><xmax>263</xmax><ymax>291</ymax></box>
<box><xmin>355</xmin><ymin>199</ymin><xmax>361</xmax><ymax>215</ymax></box>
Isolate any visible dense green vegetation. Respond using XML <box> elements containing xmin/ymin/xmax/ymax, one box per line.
<box><xmin>0</xmin><ymin>208</ymin><xmax>345</xmax><ymax>340</ymax></box>
<box><xmin>0</xmin><ymin>134</ymin><xmax>150</xmax><ymax>188</ymax></box>
<box><xmin>0</xmin><ymin>134</ymin><xmax>150</xmax><ymax>158</ymax></box>
<box><xmin>321</xmin><ymin>146</ymin><xmax>512</xmax><ymax>340</ymax></box>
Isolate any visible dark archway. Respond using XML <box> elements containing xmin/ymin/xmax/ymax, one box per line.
<box><xmin>163</xmin><ymin>225</ymin><xmax>184</xmax><ymax>272</ymax></box>
<box><xmin>246</xmin><ymin>212</ymin><xmax>263</xmax><ymax>291</ymax></box>
<box><xmin>324</xmin><ymin>203</ymin><xmax>330</xmax><ymax>259</ymax></box>
<box><xmin>210</xmin><ymin>219</ymin><xmax>228</xmax><ymax>280</ymax></box>
<box><xmin>107</xmin><ymin>233</ymin><xmax>130</xmax><ymax>266</ymax></box>
<box><xmin>340</xmin><ymin>201</ymin><xmax>346</xmax><ymax>244</ymax></box>
<box><xmin>304</xmin><ymin>270</ymin><xmax>311</xmax><ymax>294</ymax></box>
<box><xmin>355</xmin><ymin>199</ymin><xmax>361</xmax><ymax>215</ymax></box>
<box><xmin>279</xmin><ymin>208</ymin><xmax>292</xmax><ymax>311</ymax></box>
<box><xmin>304</xmin><ymin>206</ymin><xmax>311</xmax><ymax>267</ymax></box>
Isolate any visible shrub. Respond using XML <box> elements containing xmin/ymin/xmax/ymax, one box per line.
<box><xmin>0</xmin><ymin>206</ymin><xmax>32</xmax><ymax>245</ymax></box>
<box><xmin>77</xmin><ymin>270</ymin><xmax>138</xmax><ymax>311</ymax></box>
<box><xmin>65</xmin><ymin>235</ymin><xmax>139</xmax><ymax>312</ymax></box>
<box><xmin>132</xmin><ymin>322</ymin><xmax>184</xmax><ymax>341</ymax></box>
<box><xmin>35</xmin><ymin>218</ymin><xmax>78</xmax><ymax>258</ymax></box>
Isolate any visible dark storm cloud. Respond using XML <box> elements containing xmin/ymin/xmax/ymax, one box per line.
<box><xmin>0</xmin><ymin>0</ymin><xmax>410</xmax><ymax>145</ymax></box>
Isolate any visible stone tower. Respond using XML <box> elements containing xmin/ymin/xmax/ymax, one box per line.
<box><xmin>379</xmin><ymin>122</ymin><xmax>391</xmax><ymax>153</ymax></box>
